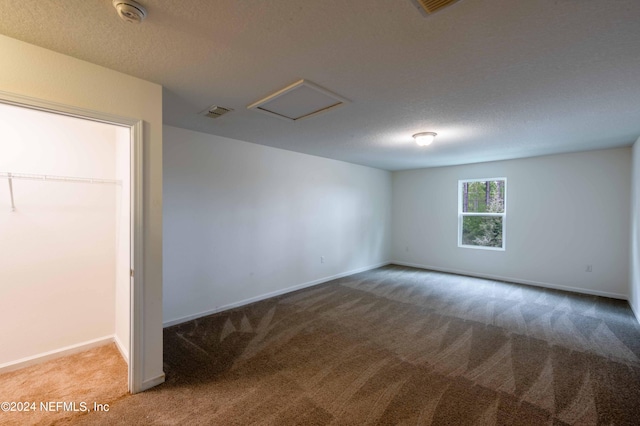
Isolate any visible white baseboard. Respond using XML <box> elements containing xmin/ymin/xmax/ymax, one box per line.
<box><xmin>163</xmin><ymin>261</ymin><xmax>391</xmax><ymax>327</ymax></box>
<box><xmin>629</xmin><ymin>299</ymin><xmax>640</xmax><ymax>324</ymax></box>
<box><xmin>0</xmin><ymin>335</ymin><xmax>114</xmax><ymax>375</ymax></box>
<box><xmin>113</xmin><ymin>334</ymin><xmax>129</xmax><ymax>365</ymax></box>
<box><xmin>141</xmin><ymin>373</ymin><xmax>165</xmax><ymax>391</ymax></box>
<box><xmin>391</xmin><ymin>261</ymin><xmax>628</xmax><ymax>300</ymax></box>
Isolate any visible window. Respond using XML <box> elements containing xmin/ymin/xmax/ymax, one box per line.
<box><xmin>458</xmin><ymin>178</ymin><xmax>506</xmax><ymax>250</ymax></box>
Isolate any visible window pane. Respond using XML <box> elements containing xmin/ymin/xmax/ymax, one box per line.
<box><xmin>461</xmin><ymin>180</ymin><xmax>505</xmax><ymax>213</ymax></box>
<box><xmin>462</xmin><ymin>216</ymin><xmax>503</xmax><ymax>248</ymax></box>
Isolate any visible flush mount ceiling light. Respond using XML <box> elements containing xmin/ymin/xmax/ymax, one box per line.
<box><xmin>247</xmin><ymin>79</ymin><xmax>350</xmax><ymax>122</ymax></box>
<box><xmin>413</xmin><ymin>132</ymin><xmax>437</xmax><ymax>146</ymax></box>
<box><xmin>112</xmin><ymin>0</ymin><xmax>147</xmax><ymax>24</ymax></box>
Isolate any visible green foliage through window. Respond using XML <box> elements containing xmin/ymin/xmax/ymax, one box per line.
<box><xmin>462</xmin><ymin>216</ymin><xmax>503</xmax><ymax>247</ymax></box>
<box><xmin>459</xmin><ymin>179</ymin><xmax>506</xmax><ymax>249</ymax></box>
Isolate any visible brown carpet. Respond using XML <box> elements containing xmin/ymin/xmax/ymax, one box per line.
<box><xmin>72</xmin><ymin>265</ymin><xmax>640</xmax><ymax>424</ymax></box>
<box><xmin>0</xmin><ymin>343</ymin><xmax>128</xmax><ymax>426</ymax></box>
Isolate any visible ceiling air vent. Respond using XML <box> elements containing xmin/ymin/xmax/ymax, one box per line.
<box><xmin>247</xmin><ymin>79</ymin><xmax>349</xmax><ymax>122</ymax></box>
<box><xmin>409</xmin><ymin>0</ymin><xmax>462</xmax><ymax>15</ymax></box>
<box><xmin>202</xmin><ymin>105</ymin><xmax>233</xmax><ymax>119</ymax></box>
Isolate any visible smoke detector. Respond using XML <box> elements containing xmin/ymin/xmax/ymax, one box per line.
<box><xmin>201</xmin><ymin>105</ymin><xmax>233</xmax><ymax>119</ymax></box>
<box><xmin>112</xmin><ymin>0</ymin><xmax>147</xmax><ymax>24</ymax></box>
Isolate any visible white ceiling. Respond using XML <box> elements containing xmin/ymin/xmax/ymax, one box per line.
<box><xmin>1</xmin><ymin>0</ymin><xmax>639</xmax><ymax>171</ymax></box>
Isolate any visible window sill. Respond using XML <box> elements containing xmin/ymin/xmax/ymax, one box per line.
<box><xmin>458</xmin><ymin>244</ymin><xmax>505</xmax><ymax>252</ymax></box>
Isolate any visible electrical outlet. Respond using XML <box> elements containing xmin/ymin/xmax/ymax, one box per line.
<box><xmin>586</xmin><ymin>264</ymin><xmax>592</xmax><ymax>272</ymax></box>
<box><xmin>321</xmin><ymin>256</ymin><xmax>324</xmax><ymax>264</ymax></box>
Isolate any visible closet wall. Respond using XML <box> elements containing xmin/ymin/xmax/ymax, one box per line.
<box><xmin>0</xmin><ymin>103</ymin><xmax>128</xmax><ymax>367</ymax></box>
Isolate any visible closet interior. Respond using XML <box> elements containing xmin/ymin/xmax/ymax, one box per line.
<box><xmin>0</xmin><ymin>102</ymin><xmax>131</xmax><ymax>382</ymax></box>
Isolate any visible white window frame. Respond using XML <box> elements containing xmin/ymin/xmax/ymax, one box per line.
<box><xmin>458</xmin><ymin>177</ymin><xmax>507</xmax><ymax>251</ymax></box>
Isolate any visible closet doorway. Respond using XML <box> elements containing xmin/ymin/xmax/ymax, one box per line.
<box><xmin>0</xmin><ymin>93</ymin><xmax>144</xmax><ymax>394</ymax></box>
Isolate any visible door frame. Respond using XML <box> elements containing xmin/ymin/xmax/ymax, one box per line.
<box><xmin>0</xmin><ymin>90</ymin><xmax>145</xmax><ymax>394</ymax></box>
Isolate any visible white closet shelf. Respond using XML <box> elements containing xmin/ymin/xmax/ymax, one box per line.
<box><xmin>1</xmin><ymin>171</ymin><xmax>121</xmax><ymax>212</ymax></box>
<box><xmin>0</xmin><ymin>171</ymin><xmax>120</xmax><ymax>185</ymax></box>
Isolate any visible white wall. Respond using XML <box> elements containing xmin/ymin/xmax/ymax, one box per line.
<box><xmin>114</xmin><ymin>127</ymin><xmax>131</xmax><ymax>361</ymax></box>
<box><xmin>630</xmin><ymin>138</ymin><xmax>640</xmax><ymax>319</ymax></box>
<box><xmin>163</xmin><ymin>125</ymin><xmax>392</xmax><ymax>325</ymax></box>
<box><xmin>0</xmin><ymin>34</ymin><xmax>163</xmax><ymax>388</ymax></box>
<box><xmin>0</xmin><ymin>104</ymin><xmax>117</xmax><ymax>366</ymax></box>
<box><xmin>392</xmin><ymin>148</ymin><xmax>631</xmax><ymax>298</ymax></box>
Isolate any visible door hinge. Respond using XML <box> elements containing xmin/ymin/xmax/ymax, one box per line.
<box><xmin>130</xmin><ymin>269</ymin><xmax>134</xmax><ymax>277</ymax></box>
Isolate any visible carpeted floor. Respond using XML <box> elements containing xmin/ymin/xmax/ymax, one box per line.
<box><xmin>0</xmin><ymin>343</ymin><xmax>128</xmax><ymax>426</ymax></box>
<box><xmin>69</xmin><ymin>265</ymin><xmax>640</xmax><ymax>424</ymax></box>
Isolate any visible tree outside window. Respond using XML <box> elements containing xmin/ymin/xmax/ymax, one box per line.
<box><xmin>458</xmin><ymin>178</ymin><xmax>506</xmax><ymax>250</ymax></box>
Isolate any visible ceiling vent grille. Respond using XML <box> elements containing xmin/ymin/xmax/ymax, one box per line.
<box><xmin>202</xmin><ymin>105</ymin><xmax>233</xmax><ymax>119</ymax></box>
<box><xmin>409</xmin><ymin>0</ymin><xmax>461</xmax><ymax>15</ymax></box>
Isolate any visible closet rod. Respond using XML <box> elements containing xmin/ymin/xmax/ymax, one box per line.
<box><xmin>0</xmin><ymin>171</ymin><xmax>121</xmax><ymax>186</ymax></box>
<box><xmin>1</xmin><ymin>172</ymin><xmax>121</xmax><ymax>212</ymax></box>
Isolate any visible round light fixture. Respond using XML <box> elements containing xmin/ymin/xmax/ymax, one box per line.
<box><xmin>413</xmin><ymin>132</ymin><xmax>437</xmax><ymax>147</ymax></box>
<box><xmin>113</xmin><ymin>0</ymin><xmax>147</xmax><ymax>24</ymax></box>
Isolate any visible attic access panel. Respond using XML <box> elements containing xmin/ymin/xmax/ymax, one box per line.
<box><xmin>247</xmin><ymin>79</ymin><xmax>349</xmax><ymax>121</ymax></box>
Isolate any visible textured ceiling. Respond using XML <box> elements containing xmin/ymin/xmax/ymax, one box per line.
<box><xmin>0</xmin><ymin>0</ymin><xmax>639</xmax><ymax>170</ymax></box>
